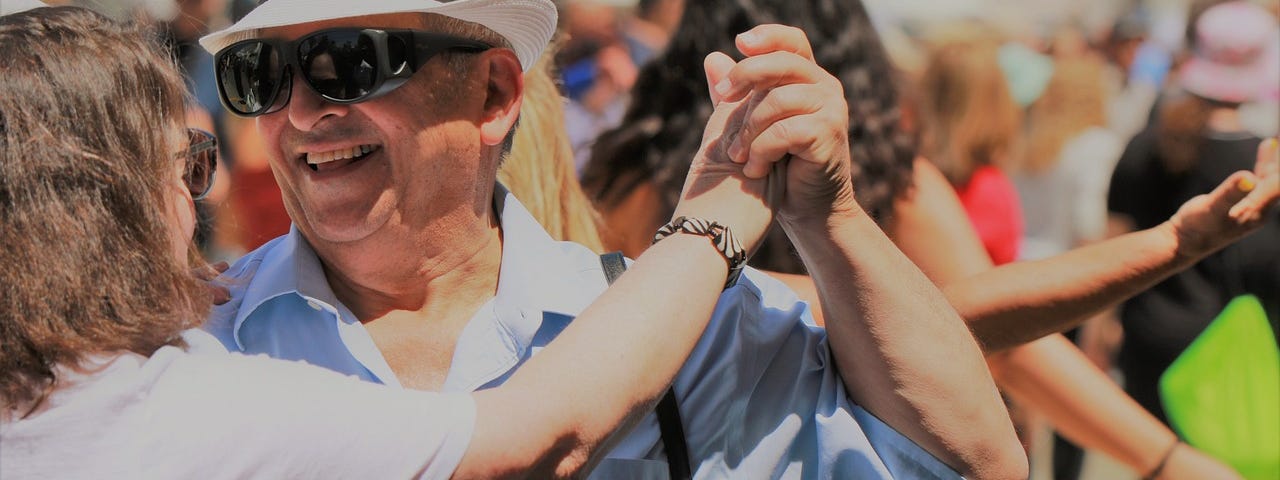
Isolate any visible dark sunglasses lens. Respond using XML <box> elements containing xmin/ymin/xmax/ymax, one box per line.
<box><xmin>218</xmin><ymin>42</ymin><xmax>282</xmax><ymax>115</ymax></box>
<box><xmin>184</xmin><ymin>131</ymin><xmax>217</xmax><ymax>199</ymax></box>
<box><xmin>299</xmin><ymin>31</ymin><xmax>379</xmax><ymax>101</ymax></box>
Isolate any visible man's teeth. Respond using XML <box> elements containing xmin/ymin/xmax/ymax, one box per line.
<box><xmin>306</xmin><ymin>145</ymin><xmax>375</xmax><ymax>165</ymax></box>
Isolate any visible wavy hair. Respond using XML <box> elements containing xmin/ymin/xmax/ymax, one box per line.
<box><xmin>0</xmin><ymin>7</ymin><xmax>209</xmax><ymax>411</ymax></box>
<box><xmin>581</xmin><ymin>0</ymin><xmax>917</xmax><ymax>228</ymax></box>
<box><xmin>918</xmin><ymin>34</ymin><xmax>1021</xmax><ymax>186</ymax></box>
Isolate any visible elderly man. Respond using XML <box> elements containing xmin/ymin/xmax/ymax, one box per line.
<box><xmin>199</xmin><ymin>1</ymin><xmax>1025</xmax><ymax>478</ymax></box>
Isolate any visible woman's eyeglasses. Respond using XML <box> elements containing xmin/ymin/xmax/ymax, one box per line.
<box><xmin>180</xmin><ymin>128</ymin><xmax>218</xmax><ymax>200</ymax></box>
<box><xmin>214</xmin><ymin>28</ymin><xmax>491</xmax><ymax>117</ymax></box>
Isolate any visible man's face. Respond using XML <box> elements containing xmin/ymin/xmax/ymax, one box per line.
<box><xmin>256</xmin><ymin>14</ymin><xmax>492</xmax><ymax>247</ymax></box>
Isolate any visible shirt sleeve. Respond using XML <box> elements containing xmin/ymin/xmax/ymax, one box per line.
<box><xmin>669</xmin><ymin>268</ymin><xmax>961</xmax><ymax>479</ymax></box>
<box><xmin>146</xmin><ymin>351</ymin><xmax>475</xmax><ymax>479</ymax></box>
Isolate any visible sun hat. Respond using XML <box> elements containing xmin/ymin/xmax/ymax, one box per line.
<box><xmin>0</xmin><ymin>0</ymin><xmax>48</xmax><ymax>16</ymax></box>
<box><xmin>199</xmin><ymin>0</ymin><xmax>557</xmax><ymax>71</ymax></box>
<box><xmin>1179</xmin><ymin>0</ymin><xmax>1280</xmax><ymax>103</ymax></box>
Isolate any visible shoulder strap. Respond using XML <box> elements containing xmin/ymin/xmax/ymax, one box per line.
<box><xmin>599</xmin><ymin>252</ymin><xmax>692</xmax><ymax>480</ymax></box>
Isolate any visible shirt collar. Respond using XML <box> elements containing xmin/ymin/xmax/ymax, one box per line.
<box><xmin>490</xmin><ymin>184</ymin><xmax>603</xmax><ymax>321</ymax></box>
<box><xmin>229</xmin><ymin>183</ymin><xmax>606</xmax><ymax>373</ymax></box>
<box><xmin>230</xmin><ymin>224</ymin><xmax>344</xmax><ymax>350</ymax></box>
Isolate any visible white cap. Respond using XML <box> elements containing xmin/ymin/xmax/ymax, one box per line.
<box><xmin>199</xmin><ymin>0</ymin><xmax>557</xmax><ymax>71</ymax></box>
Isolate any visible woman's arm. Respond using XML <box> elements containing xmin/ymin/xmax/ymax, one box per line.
<box><xmin>454</xmin><ymin>25</ymin><xmax>786</xmax><ymax>479</ymax></box>
<box><xmin>888</xmin><ymin>158</ymin><xmax>1241</xmax><ymax>479</ymax></box>
<box><xmin>989</xmin><ymin>335</ymin><xmax>1239</xmax><ymax>480</ymax></box>
<box><xmin>940</xmin><ymin>139</ymin><xmax>1279</xmax><ymax>352</ymax></box>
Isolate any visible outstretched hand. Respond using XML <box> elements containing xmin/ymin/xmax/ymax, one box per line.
<box><xmin>1170</xmin><ymin>138</ymin><xmax>1280</xmax><ymax>257</ymax></box>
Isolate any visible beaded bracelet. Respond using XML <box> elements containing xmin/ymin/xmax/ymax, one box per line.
<box><xmin>653</xmin><ymin>216</ymin><xmax>747</xmax><ymax>289</ymax></box>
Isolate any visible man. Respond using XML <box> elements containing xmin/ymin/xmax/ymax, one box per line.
<box><xmin>199</xmin><ymin>1</ymin><xmax>1025</xmax><ymax>478</ymax></box>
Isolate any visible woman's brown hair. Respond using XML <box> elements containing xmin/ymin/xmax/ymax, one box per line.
<box><xmin>0</xmin><ymin>7</ymin><xmax>209</xmax><ymax>410</ymax></box>
<box><xmin>1021</xmin><ymin>56</ymin><xmax>1108</xmax><ymax>173</ymax></box>
<box><xmin>918</xmin><ymin>34</ymin><xmax>1021</xmax><ymax>186</ymax></box>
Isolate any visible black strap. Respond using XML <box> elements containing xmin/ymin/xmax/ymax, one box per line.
<box><xmin>600</xmin><ymin>252</ymin><xmax>692</xmax><ymax>480</ymax></box>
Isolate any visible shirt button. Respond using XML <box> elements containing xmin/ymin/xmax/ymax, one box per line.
<box><xmin>306</xmin><ymin>300</ymin><xmax>323</xmax><ymax>311</ymax></box>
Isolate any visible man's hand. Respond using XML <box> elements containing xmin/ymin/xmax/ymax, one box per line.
<box><xmin>710</xmin><ymin>25</ymin><xmax>857</xmax><ymax>228</ymax></box>
<box><xmin>1170</xmin><ymin>138</ymin><xmax>1279</xmax><ymax>258</ymax></box>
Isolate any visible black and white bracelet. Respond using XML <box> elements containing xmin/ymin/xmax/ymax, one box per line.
<box><xmin>652</xmin><ymin>216</ymin><xmax>748</xmax><ymax>289</ymax></box>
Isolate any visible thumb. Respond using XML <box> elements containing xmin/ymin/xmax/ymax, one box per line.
<box><xmin>1208</xmin><ymin>170</ymin><xmax>1255</xmax><ymax>218</ymax></box>
<box><xmin>704</xmin><ymin>52</ymin><xmax>737</xmax><ymax>106</ymax></box>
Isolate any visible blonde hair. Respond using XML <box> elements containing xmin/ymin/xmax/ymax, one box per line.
<box><xmin>918</xmin><ymin>34</ymin><xmax>1021</xmax><ymax>186</ymax></box>
<box><xmin>1021</xmin><ymin>56</ymin><xmax>1108</xmax><ymax>173</ymax></box>
<box><xmin>498</xmin><ymin>46</ymin><xmax>607</xmax><ymax>253</ymax></box>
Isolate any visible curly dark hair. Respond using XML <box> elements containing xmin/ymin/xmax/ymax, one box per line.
<box><xmin>580</xmin><ymin>0</ymin><xmax>917</xmax><ymax>273</ymax></box>
<box><xmin>0</xmin><ymin>7</ymin><xmax>209</xmax><ymax>411</ymax></box>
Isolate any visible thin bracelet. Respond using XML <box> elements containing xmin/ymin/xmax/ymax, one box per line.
<box><xmin>1143</xmin><ymin>439</ymin><xmax>1180</xmax><ymax>480</ymax></box>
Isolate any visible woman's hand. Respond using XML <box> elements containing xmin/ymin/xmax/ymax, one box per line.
<box><xmin>1170</xmin><ymin>138</ymin><xmax>1279</xmax><ymax>258</ymax></box>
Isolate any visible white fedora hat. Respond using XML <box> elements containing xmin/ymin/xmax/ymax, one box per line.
<box><xmin>199</xmin><ymin>0</ymin><xmax>557</xmax><ymax>71</ymax></box>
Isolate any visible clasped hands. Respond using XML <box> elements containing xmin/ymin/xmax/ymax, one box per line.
<box><xmin>673</xmin><ymin>24</ymin><xmax>858</xmax><ymax>255</ymax></box>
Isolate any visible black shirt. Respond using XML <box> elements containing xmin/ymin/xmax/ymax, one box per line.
<box><xmin>1108</xmin><ymin>127</ymin><xmax>1280</xmax><ymax>425</ymax></box>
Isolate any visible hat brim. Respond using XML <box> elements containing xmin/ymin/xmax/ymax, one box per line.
<box><xmin>1180</xmin><ymin>42</ymin><xmax>1280</xmax><ymax>103</ymax></box>
<box><xmin>198</xmin><ymin>0</ymin><xmax>556</xmax><ymax>71</ymax></box>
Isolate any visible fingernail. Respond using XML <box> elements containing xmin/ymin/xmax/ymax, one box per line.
<box><xmin>1266</xmin><ymin>138</ymin><xmax>1279</xmax><ymax>156</ymax></box>
<box><xmin>1238</xmin><ymin>177</ymin><xmax>1255</xmax><ymax>192</ymax></box>
<box><xmin>714</xmin><ymin>78</ymin><xmax>733</xmax><ymax>97</ymax></box>
<box><xmin>728</xmin><ymin>139</ymin><xmax>744</xmax><ymax>162</ymax></box>
<box><xmin>738</xmin><ymin>32</ymin><xmax>760</xmax><ymax>47</ymax></box>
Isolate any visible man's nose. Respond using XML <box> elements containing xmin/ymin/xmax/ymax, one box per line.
<box><xmin>287</xmin><ymin>70</ymin><xmax>349</xmax><ymax>131</ymax></box>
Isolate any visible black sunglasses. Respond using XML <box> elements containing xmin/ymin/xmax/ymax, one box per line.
<box><xmin>179</xmin><ymin>128</ymin><xmax>218</xmax><ymax>200</ymax></box>
<box><xmin>214</xmin><ymin>28</ymin><xmax>491</xmax><ymax>117</ymax></box>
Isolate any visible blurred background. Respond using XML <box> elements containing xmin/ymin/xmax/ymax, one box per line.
<box><xmin>15</xmin><ymin>0</ymin><xmax>1280</xmax><ymax>478</ymax></box>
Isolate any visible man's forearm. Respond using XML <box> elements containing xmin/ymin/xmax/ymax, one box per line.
<box><xmin>785</xmin><ymin>211</ymin><xmax>1025</xmax><ymax>479</ymax></box>
<box><xmin>950</xmin><ymin>222</ymin><xmax>1195</xmax><ymax>352</ymax></box>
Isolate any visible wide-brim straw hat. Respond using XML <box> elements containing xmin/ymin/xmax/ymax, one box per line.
<box><xmin>199</xmin><ymin>0</ymin><xmax>557</xmax><ymax>71</ymax></box>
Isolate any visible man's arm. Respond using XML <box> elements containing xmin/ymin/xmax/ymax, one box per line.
<box><xmin>715</xmin><ymin>25</ymin><xmax>1025</xmax><ymax>479</ymax></box>
<box><xmin>455</xmin><ymin>28</ymin><xmax>784</xmax><ymax>478</ymax></box>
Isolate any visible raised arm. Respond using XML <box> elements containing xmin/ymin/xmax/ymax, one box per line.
<box><xmin>453</xmin><ymin>31</ymin><xmax>780</xmax><ymax>479</ymax></box>
<box><xmin>889</xmin><ymin>158</ymin><xmax>1242</xmax><ymax>479</ymax></box>
<box><xmin>948</xmin><ymin>138</ymin><xmax>1279</xmax><ymax>352</ymax></box>
<box><xmin>716</xmin><ymin>25</ymin><xmax>1024</xmax><ymax>479</ymax></box>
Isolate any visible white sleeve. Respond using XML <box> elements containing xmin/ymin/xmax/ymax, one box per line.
<box><xmin>144</xmin><ymin>351</ymin><xmax>475</xmax><ymax>480</ymax></box>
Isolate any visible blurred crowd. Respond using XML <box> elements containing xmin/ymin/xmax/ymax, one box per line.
<box><xmin>7</xmin><ymin>0</ymin><xmax>1278</xmax><ymax>478</ymax></box>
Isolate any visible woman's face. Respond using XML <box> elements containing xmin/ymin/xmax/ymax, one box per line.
<box><xmin>164</xmin><ymin>127</ymin><xmax>198</xmax><ymax>263</ymax></box>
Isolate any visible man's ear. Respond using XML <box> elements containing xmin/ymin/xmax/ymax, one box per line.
<box><xmin>478</xmin><ymin>48</ymin><xmax>524</xmax><ymax>147</ymax></box>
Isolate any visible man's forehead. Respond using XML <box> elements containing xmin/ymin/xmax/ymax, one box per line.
<box><xmin>259</xmin><ymin>12</ymin><xmax>434</xmax><ymax>40</ymax></box>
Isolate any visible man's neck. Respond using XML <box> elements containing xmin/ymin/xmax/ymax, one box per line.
<box><xmin>308</xmin><ymin>214</ymin><xmax>504</xmax><ymax>391</ymax></box>
<box><xmin>309</xmin><ymin>207</ymin><xmax>504</xmax><ymax>323</ymax></box>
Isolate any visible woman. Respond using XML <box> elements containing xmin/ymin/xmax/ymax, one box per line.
<box><xmin>917</xmin><ymin>32</ymin><xmax>1024</xmax><ymax>265</ymax></box>
<box><xmin>0</xmin><ymin>7</ymin><xmax>774</xmax><ymax>478</ymax></box>
<box><xmin>582</xmin><ymin>0</ymin><xmax>1273</xmax><ymax>477</ymax></box>
<box><xmin>1015</xmin><ymin>56</ymin><xmax>1123</xmax><ymax>261</ymax></box>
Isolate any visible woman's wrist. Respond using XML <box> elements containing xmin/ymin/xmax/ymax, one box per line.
<box><xmin>1143</xmin><ymin>438</ymin><xmax>1181</xmax><ymax>480</ymax></box>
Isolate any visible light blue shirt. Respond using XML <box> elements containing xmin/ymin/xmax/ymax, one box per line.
<box><xmin>203</xmin><ymin>187</ymin><xmax>960</xmax><ymax>479</ymax></box>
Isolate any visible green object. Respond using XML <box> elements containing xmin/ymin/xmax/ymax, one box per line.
<box><xmin>1160</xmin><ymin>295</ymin><xmax>1280</xmax><ymax>480</ymax></box>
